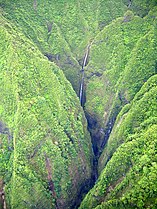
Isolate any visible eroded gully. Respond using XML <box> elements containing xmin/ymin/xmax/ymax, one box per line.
<box><xmin>73</xmin><ymin>44</ymin><xmax>117</xmax><ymax>209</ymax></box>
<box><xmin>44</xmin><ymin>43</ymin><xmax>116</xmax><ymax>208</ymax></box>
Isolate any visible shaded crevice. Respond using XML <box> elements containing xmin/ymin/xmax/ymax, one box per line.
<box><xmin>100</xmin><ymin>116</ymin><xmax>116</xmax><ymax>150</ymax></box>
<box><xmin>44</xmin><ymin>153</ymin><xmax>59</xmax><ymax>209</ymax></box>
<box><xmin>75</xmin><ymin>43</ymin><xmax>128</xmax><ymax>208</ymax></box>
<box><xmin>0</xmin><ymin>121</ymin><xmax>13</xmax><ymax>151</ymax></box>
<box><xmin>155</xmin><ymin>60</ymin><xmax>157</xmax><ymax>74</ymax></box>
<box><xmin>72</xmin><ymin>108</ymin><xmax>119</xmax><ymax>208</ymax></box>
<box><xmin>70</xmin><ymin>178</ymin><xmax>94</xmax><ymax>209</ymax></box>
<box><xmin>44</xmin><ymin>53</ymin><xmax>60</xmax><ymax>63</ymax></box>
<box><xmin>0</xmin><ymin>181</ymin><xmax>6</xmax><ymax>209</ymax></box>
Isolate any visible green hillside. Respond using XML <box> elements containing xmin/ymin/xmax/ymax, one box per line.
<box><xmin>85</xmin><ymin>8</ymin><xmax>157</xmax><ymax>155</ymax></box>
<box><xmin>0</xmin><ymin>1</ymin><xmax>157</xmax><ymax>209</ymax></box>
<box><xmin>0</xmin><ymin>14</ymin><xmax>92</xmax><ymax>209</ymax></box>
<box><xmin>80</xmin><ymin>5</ymin><xmax>157</xmax><ymax>209</ymax></box>
<box><xmin>0</xmin><ymin>0</ymin><xmax>128</xmax><ymax>93</ymax></box>
<box><xmin>80</xmin><ymin>74</ymin><xmax>157</xmax><ymax>208</ymax></box>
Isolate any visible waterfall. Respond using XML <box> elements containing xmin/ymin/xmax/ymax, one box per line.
<box><xmin>79</xmin><ymin>45</ymin><xmax>90</xmax><ymax>106</ymax></box>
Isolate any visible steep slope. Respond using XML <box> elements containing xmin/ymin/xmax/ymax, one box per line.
<box><xmin>85</xmin><ymin>8</ymin><xmax>157</xmax><ymax>157</ymax></box>
<box><xmin>1</xmin><ymin>0</ymin><xmax>156</xmax><ymax>95</ymax></box>
<box><xmin>125</xmin><ymin>0</ymin><xmax>157</xmax><ymax>17</ymax></box>
<box><xmin>79</xmin><ymin>8</ymin><xmax>157</xmax><ymax>209</ymax></box>
<box><xmin>79</xmin><ymin>74</ymin><xmax>157</xmax><ymax>209</ymax></box>
<box><xmin>0</xmin><ymin>1</ymin><xmax>157</xmax><ymax>209</ymax></box>
<box><xmin>0</xmin><ymin>15</ymin><xmax>93</xmax><ymax>209</ymax></box>
<box><xmin>0</xmin><ymin>0</ymin><xmax>128</xmax><ymax>93</ymax></box>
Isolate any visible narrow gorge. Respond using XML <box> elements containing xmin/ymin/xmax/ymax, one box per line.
<box><xmin>0</xmin><ymin>1</ymin><xmax>157</xmax><ymax>209</ymax></box>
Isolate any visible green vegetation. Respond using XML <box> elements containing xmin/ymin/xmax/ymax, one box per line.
<box><xmin>80</xmin><ymin>74</ymin><xmax>157</xmax><ymax>208</ymax></box>
<box><xmin>0</xmin><ymin>1</ymin><xmax>157</xmax><ymax>209</ymax></box>
<box><xmin>0</xmin><ymin>15</ymin><xmax>92</xmax><ymax>209</ymax></box>
<box><xmin>79</xmin><ymin>6</ymin><xmax>157</xmax><ymax>209</ymax></box>
<box><xmin>0</xmin><ymin>0</ymin><xmax>128</xmax><ymax>93</ymax></box>
<box><xmin>85</xmin><ymin>8</ymin><xmax>157</xmax><ymax>153</ymax></box>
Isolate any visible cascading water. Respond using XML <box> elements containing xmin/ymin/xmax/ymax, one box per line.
<box><xmin>79</xmin><ymin>44</ymin><xmax>90</xmax><ymax>107</ymax></box>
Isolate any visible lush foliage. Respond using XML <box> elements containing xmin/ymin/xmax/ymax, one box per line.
<box><xmin>85</xmin><ymin>8</ymin><xmax>157</xmax><ymax>153</ymax></box>
<box><xmin>1</xmin><ymin>1</ymin><xmax>157</xmax><ymax>209</ymax></box>
<box><xmin>0</xmin><ymin>15</ymin><xmax>92</xmax><ymax>209</ymax></box>
<box><xmin>0</xmin><ymin>0</ymin><xmax>128</xmax><ymax>93</ymax></box>
<box><xmin>80</xmin><ymin>74</ymin><xmax>157</xmax><ymax>208</ymax></box>
<box><xmin>79</xmin><ymin>7</ymin><xmax>157</xmax><ymax>209</ymax></box>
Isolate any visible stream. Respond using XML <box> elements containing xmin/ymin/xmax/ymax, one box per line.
<box><xmin>79</xmin><ymin>43</ymin><xmax>100</xmax><ymax>182</ymax></box>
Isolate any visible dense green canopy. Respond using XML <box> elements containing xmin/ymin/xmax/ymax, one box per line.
<box><xmin>0</xmin><ymin>1</ymin><xmax>157</xmax><ymax>208</ymax></box>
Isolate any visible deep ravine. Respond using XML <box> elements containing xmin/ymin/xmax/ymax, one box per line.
<box><xmin>79</xmin><ymin>43</ymin><xmax>99</xmax><ymax>182</ymax></box>
<box><xmin>73</xmin><ymin>45</ymin><xmax>117</xmax><ymax>209</ymax></box>
<box><xmin>43</xmin><ymin>42</ymin><xmax>116</xmax><ymax>208</ymax></box>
